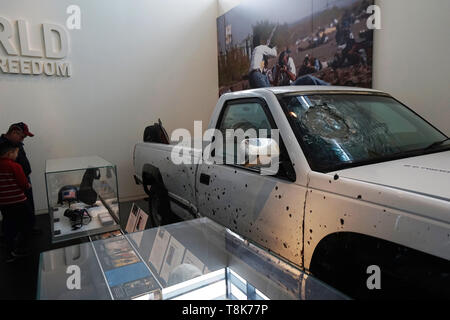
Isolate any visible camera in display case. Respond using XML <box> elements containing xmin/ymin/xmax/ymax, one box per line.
<box><xmin>45</xmin><ymin>156</ymin><xmax>121</xmax><ymax>243</ymax></box>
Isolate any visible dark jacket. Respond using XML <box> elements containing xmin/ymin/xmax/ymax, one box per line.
<box><xmin>0</xmin><ymin>134</ymin><xmax>32</xmax><ymax>177</ymax></box>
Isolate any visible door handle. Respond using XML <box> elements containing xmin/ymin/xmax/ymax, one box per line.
<box><xmin>200</xmin><ymin>173</ymin><xmax>210</xmax><ymax>185</ymax></box>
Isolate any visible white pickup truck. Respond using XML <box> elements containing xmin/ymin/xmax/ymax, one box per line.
<box><xmin>133</xmin><ymin>86</ymin><xmax>450</xmax><ymax>299</ymax></box>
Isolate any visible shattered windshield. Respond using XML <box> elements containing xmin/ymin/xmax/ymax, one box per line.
<box><xmin>279</xmin><ymin>94</ymin><xmax>447</xmax><ymax>172</ymax></box>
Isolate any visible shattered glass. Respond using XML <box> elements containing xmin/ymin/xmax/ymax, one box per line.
<box><xmin>280</xmin><ymin>94</ymin><xmax>447</xmax><ymax>172</ymax></box>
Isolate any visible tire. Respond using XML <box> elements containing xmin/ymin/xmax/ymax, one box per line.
<box><xmin>148</xmin><ymin>186</ymin><xmax>177</xmax><ymax>227</ymax></box>
<box><xmin>309</xmin><ymin>233</ymin><xmax>450</xmax><ymax>300</ymax></box>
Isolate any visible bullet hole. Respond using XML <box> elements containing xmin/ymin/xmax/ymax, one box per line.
<box><xmin>286</xmin><ymin>206</ymin><xmax>289</xmax><ymax>211</ymax></box>
<box><xmin>283</xmin><ymin>243</ymin><xmax>288</xmax><ymax>249</ymax></box>
<box><xmin>212</xmin><ymin>210</ymin><xmax>216</xmax><ymax>216</ymax></box>
<box><xmin>357</xmin><ymin>195</ymin><xmax>362</xmax><ymax>199</ymax></box>
<box><xmin>217</xmin><ymin>196</ymin><xmax>220</xmax><ymax>200</ymax></box>
<box><xmin>383</xmin><ymin>209</ymin><xmax>386</xmax><ymax>212</ymax></box>
<box><xmin>344</xmin><ymin>213</ymin><xmax>347</xmax><ymax>217</ymax></box>
<box><xmin>340</xmin><ymin>219</ymin><xmax>344</xmax><ymax>226</ymax></box>
<box><xmin>166</xmin><ymin>157</ymin><xmax>169</xmax><ymax>161</ymax></box>
<box><xmin>309</xmin><ymin>229</ymin><xmax>313</xmax><ymax>233</ymax></box>
<box><xmin>245</xmin><ymin>184</ymin><xmax>248</xmax><ymax>188</ymax></box>
<box><xmin>323</xmin><ymin>196</ymin><xmax>326</xmax><ymax>200</ymax></box>
<box><xmin>309</xmin><ymin>236</ymin><xmax>312</xmax><ymax>240</ymax></box>
<box><xmin>235</xmin><ymin>209</ymin><xmax>238</xmax><ymax>213</ymax></box>
<box><xmin>329</xmin><ymin>180</ymin><xmax>332</xmax><ymax>184</ymax></box>
<box><xmin>278</xmin><ymin>195</ymin><xmax>282</xmax><ymax>199</ymax></box>
<box><xmin>324</xmin><ymin>225</ymin><xmax>327</xmax><ymax>228</ymax></box>
<box><xmin>234</xmin><ymin>170</ymin><xmax>237</xmax><ymax>174</ymax></box>
<box><xmin>222</xmin><ymin>192</ymin><xmax>225</xmax><ymax>195</ymax></box>
<box><xmin>334</xmin><ymin>174</ymin><xmax>339</xmax><ymax>181</ymax></box>
<box><xmin>289</xmin><ymin>214</ymin><xmax>292</xmax><ymax>218</ymax></box>
<box><xmin>307</xmin><ymin>241</ymin><xmax>310</xmax><ymax>245</ymax></box>
<box><xmin>275</xmin><ymin>186</ymin><xmax>279</xmax><ymax>191</ymax></box>
<box><xmin>374</xmin><ymin>225</ymin><xmax>377</xmax><ymax>228</ymax></box>
<box><xmin>310</xmin><ymin>210</ymin><xmax>312</xmax><ymax>213</ymax></box>
<box><xmin>249</xmin><ymin>230</ymin><xmax>252</xmax><ymax>233</ymax></box>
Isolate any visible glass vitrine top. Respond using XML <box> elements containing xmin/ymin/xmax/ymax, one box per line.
<box><xmin>38</xmin><ymin>218</ymin><xmax>347</xmax><ymax>300</ymax></box>
<box><xmin>46</xmin><ymin>156</ymin><xmax>114</xmax><ymax>173</ymax></box>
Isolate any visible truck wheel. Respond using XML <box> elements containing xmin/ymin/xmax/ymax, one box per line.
<box><xmin>309</xmin><ymin>233</ymin><xmax>450</xmax><ymax>299</ymax></box>
<box><xmin>148</xmin><ymin>186</ymin><xmax>175</xmax><ymax>227</ymax></box>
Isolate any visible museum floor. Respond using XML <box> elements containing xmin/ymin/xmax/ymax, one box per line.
<box><xmin>0</xmin><ymin>199</ymin><xmax>148</xmax><ymax>300</ymax></box>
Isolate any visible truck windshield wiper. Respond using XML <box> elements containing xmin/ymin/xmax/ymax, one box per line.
<box><xmin>424</xmin><ymin>138</ymin><xmax>450</xmax><ymax>151</ymax></box>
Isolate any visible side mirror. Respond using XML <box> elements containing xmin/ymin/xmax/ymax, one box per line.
<box><xmin>239</xmin><ymin>138</ymin><xmax>280</xmax><ymax>169</ymax></box>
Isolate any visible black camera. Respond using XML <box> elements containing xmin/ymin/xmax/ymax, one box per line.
<box><xmin>64</xmin><ymin>208</ymin><xmax>92</xmax><ymax>230</ymax></box>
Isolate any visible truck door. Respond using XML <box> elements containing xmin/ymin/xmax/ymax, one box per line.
<box><xmin>196</xmin><ymin>98</ymin><xmax>306</xmax><ymax>267</ymax></box>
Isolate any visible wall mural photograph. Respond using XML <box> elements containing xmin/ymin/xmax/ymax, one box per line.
<box><xmin>217</xmin><ymin>0</ymin><xmax>374</xmax><ymax>95</ymax></box>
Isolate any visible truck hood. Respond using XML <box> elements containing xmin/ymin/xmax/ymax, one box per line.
<box><xmin>338</xmin><ymin>150</ymin><xmax>450</xmax><ymax>202</ymax></box>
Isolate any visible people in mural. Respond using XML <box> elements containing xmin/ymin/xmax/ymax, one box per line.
<box><xmin>270</xmin><ymin>49</ymin><xmax>297</xmax><ymax>86</ymax></box>
<box><xmin>218</xmin><ymin>0</ymin><xmax>374</xmax><ymax>95</ymax></box>
<box><xmin>247</xmin><ymin>35</ymin><xmax>278</xmax><ymax>88</ymax></box>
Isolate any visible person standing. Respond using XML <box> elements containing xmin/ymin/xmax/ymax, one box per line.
<box><xmin>0</xmin><ymin>122</ymin><xmax>40</xmax><ymax>234</ymax></box>
<box><xmin>248</xmin><ymin>37</ymin><xmax>277</xmax><ymax>89</ymax></box>
<box><xmin>0</xmin><ymin>141</ymin><xmax>32</xmax><ymax>262</ymax></box>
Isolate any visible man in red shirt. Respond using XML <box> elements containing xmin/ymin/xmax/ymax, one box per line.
<box><xmin>0</xmin><ymin>122</ymin><xmax>39</xmax><ymax>234</ymax></box>
<box><xmin>0</xmin><ymin>141</ymin><xmax>32</xmax><ymax>263</ymax></box>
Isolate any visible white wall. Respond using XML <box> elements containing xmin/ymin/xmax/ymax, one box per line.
<box><xmin>373</xmin><ymin>0</ymin><xmax>450</xmax><ymax>136</ymax></box>
<box><xmin>217</xmin><ymin>0</ymin><xmax>241</xmax><ymax>16</ymax></box>
<box><xmin>0</xmin><ymin>0</ymin><xmax>219</xmax><ymax>212</ymax></box>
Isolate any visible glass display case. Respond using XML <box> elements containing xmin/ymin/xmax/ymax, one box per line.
<box><xmin>37</xmin><ymin>217</ymin><xmax>348</xmax><ymax>300</ymax></box>
<box><xmin>45</xmin><ymin>156</ymin><xmax>121</xmax><ymax>243</ymax></box>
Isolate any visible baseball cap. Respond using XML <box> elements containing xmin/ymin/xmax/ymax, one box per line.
<box><xmin>9</xmin><ymin>122</ymin><xmax>34</xmax><ymax>137</ymax></box>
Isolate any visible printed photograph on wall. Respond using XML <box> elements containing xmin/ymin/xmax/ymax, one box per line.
<box><xmin>217</xmin><ymin>0</ymin><xmax>374</xmax><ymax>95</ymax></box>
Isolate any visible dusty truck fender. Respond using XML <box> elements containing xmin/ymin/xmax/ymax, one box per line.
<box><xmin>308</xmin><ymin>231</ymin><xmax>450</xmax><ymax>298</ymax></box>
<box><xmin>303</xmin><ymin>171</ymin><xmax>450</xmax><ymax>269</ymax></box>
<box><xmin>303</xmin><ymin>170</ymin><xmax>450</xmax><ymax>298</ymax></box>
